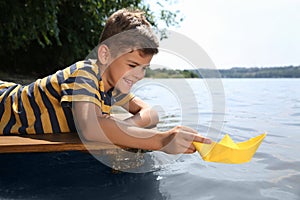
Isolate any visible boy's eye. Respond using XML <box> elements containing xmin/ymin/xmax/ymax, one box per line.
<box><xmin>129</xmin><ymin>64</ymin><xmax>136</xmax><ymax>68</ymax></box>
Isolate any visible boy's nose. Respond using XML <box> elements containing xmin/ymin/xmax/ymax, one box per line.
<box><xmin>133</xmin><ymin>67</ymin><xmax>145</xmax><ymax>80</ymax></box>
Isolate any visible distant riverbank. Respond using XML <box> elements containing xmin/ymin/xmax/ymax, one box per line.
<box><xmin>146</xmin><ymin>66</ymin><xmax>300</xmax><ymax>78</ymax></box>
<box><xmin>1</xmin><ymin>66</ymin><xmax>299</xmax><ymax>84</ymax></box>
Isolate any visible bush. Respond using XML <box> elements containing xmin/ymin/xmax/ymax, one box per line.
<box><xmin>0</xmin><ymin>0</ymin><xmax>181</xmax><ymax>76</ymax></box>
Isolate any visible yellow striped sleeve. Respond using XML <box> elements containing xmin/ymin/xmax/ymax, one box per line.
<box><xmin>60</xmin><ymin>62</ymin><xmax>101</xmax><ymax>108</ymax></box>
<box><xmin>50</xmin><ymin>74</ymin><xmax>61</xmax><ymax>95</ymax></box>
<box><xmin>61</xmin><ymin>94</ymin><xmax>102</xmax><ymax>108</ymax></box>
<box><xmin>60</xmin><ymin>82</ymin><xmax>101</xmax><ymax>100</ymax></box>
<box><xmin>113</xmin><ymin>93</ymin><xmax>135</xmax><ymax>106</ymax></box>
<box><xmin>101</xmin><ymin>103</ymin><xmax>111</xmax><ymax>114</ymax></box>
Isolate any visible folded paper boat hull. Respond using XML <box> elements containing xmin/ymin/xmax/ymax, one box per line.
<box><xmin>193</xmin><ymin>133</ymin><xmax>266</xmax><ymax>164</ymax></box>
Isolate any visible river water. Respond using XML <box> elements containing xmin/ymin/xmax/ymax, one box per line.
<box><xmin>0</xmin><ymin>78</ymin><xmax>299</xmax><ymax>199</ymax></box>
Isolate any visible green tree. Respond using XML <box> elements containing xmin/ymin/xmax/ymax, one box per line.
<box><xmin>0</xmin><ymin>0</ymin><xmax>182</xmax><ymax>76</ymax></box>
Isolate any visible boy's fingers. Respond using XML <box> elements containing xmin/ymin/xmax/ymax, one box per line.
<box><xmin>185</xmin><ymin>148</ymin><xmax>196</xmax><ymax>154</ymax></box>
<box><xmin>179</xmin><ymin>130</ymin><xmax>212</xmax><ymax>144</ymax></box>
<box><xmin>184</xmin><ymin>144</ymin><xmax>198</xmax><ymax>154</ymax></box>
<box><xmin>189</xmin><ymin>144</ymin><xmax>197</xmax><ymax>152</ymax></box>
<box><xmin>193</xmin><ymin>135</ymin><xmax>212</xmax><ymax>144</ymax></box>
<box><xmin>179</xmin><ymin>126</ymin><xmax>212</xmax><ymax>144</ymax></box>
<box><xmin>178</xmin><ymin>126</ymin><xmax>198</xmax><ymax>134</ymax></box>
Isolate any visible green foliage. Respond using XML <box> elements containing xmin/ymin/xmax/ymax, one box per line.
<box><xmin>145</xmin><ymin>68</ymin><xmax>199</xmax><ymax>78</ymax></box>
<box><xmin>0</xmin><ymin>0</ymin><xmax>181</xmax><ymax>76</ymax></box>
<box><xmin>1</xmin><ymin>1</ymin><xmax>60</xmax><ymax>50</ymax></box>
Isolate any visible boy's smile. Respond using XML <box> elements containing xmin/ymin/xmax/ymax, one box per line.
<box><xmin>102</xmin><ymin>50</ymin><xmax>153</xmax><ymax>93</ymax></box>
<box><xmin>123</xmin><ymin>77</ymin><xmax>134</xmax><ymax>88</ymax></box>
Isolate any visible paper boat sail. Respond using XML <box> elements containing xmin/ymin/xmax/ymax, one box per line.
<box><xmin>193</xmin><ymin>133</ymin><xmax>266</xmax><ymax>164</ymax></box>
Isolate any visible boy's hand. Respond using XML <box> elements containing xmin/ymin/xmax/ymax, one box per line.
<box><xmin>123</xmin><ymin>97</ymin><xmax>159</xmax><ymax>128</ymax></box>
<box><xmin>160</xmin><ymin>126</ymin><xmax>211</xmax><ymax>154</ymax></box>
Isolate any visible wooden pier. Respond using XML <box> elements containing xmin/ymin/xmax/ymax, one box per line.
<box><xmin>0</xmin><ymin>133</ymin><xmax>120</xmax><ymax>153</ymax></box>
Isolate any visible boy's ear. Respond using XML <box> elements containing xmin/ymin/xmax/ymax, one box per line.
<box><xmin>97</xmin><ymin>45</ymin><xmax>110</xmax><ymax>65</ymax></box>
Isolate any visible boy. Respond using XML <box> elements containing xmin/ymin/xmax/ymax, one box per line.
<box><xmin>0</xmin><ymin>8</ymin><xmax>211</xmax><ymax>154</ymax></box>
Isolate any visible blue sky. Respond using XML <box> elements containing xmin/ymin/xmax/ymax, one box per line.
<box><xmin>147</xmin><ymin>0</ymin><xmax>300</xmax><ymax>69</ymax></box>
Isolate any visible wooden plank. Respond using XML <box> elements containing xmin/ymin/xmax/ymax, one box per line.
<box><xmin>0</xmin><ymin>133</ymin><xmax>120</xmax><ymax>154</ymax></box>
<box><xmin>0</xmin><ymin>113</ymin><xmax>144</xmax><ymax>154</ymax></box>
<box><xmin>0</xmin><ymin>113</ymin><xmax>135</xmax><ymax>154</ymax></box>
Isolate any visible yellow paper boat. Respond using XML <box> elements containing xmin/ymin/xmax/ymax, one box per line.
<box><xmin>193</xmin><ymin>133</ymin><xmax>266</xmax><ymax>164</ymax></box>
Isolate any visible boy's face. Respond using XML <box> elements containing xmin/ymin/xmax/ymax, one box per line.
<box><xmin>107</xmin><ymin>50</ymin><xmax>153</xmax><ymax>93</ymax></box>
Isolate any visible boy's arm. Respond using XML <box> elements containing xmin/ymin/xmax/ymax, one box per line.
<box><xmin>72</xmin><ymin>101</ymin><xmax>211</xmax><ymax>154</ymax></box>
<box><xmin>121</xmin><ymin>96</ymin><xmax>159</xmax><ymax>128</ymax></box>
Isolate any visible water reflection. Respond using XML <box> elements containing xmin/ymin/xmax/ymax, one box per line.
<box><xmin>0</xmin><ymin>152</ymin><xmax>165</xmax><ymax>200</ymax></box>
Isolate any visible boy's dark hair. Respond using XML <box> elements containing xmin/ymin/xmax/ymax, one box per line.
<box><xmin>99</xmin><ymin>8</ymin><xmax>159</xmax><ymax>57</ymax></box>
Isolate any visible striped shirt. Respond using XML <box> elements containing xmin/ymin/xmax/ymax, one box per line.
<box><xmin>0</xmin><ymin>59</ymin><xmax>134</xmax><ymax>135</ymax></box>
